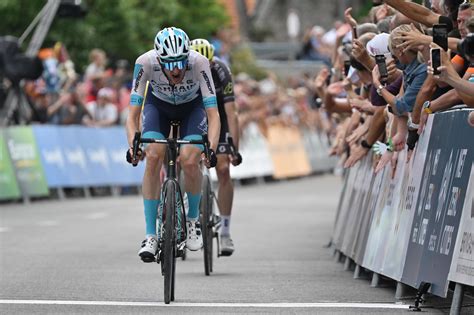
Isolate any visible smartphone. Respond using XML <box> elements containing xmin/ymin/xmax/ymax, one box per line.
<box><xmin>375</xmin><ymin>54</ymin><xmax>388</xmax><ymax>84</ymax></box>
<box><xmin>433</xmin><ymin>24</ymin><xmax>448</xmax><ymax>51</ymax></box>
<box><xmin>344</xmin><ymin>60</ymin><xmax>351</xmax><ymax>76</ymax></box>
<box><xmin>352</xmin><ymin>26</ymin><xmax>358</xmax><ymax>39</ymax></box>
<box><xmin>431</xmin><ymin>47</ymin><xmax>441</xmax><ymax>75</ymax></box>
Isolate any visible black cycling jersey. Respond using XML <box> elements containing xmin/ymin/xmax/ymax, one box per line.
<box><xmin>210</xmin><ymin>57</ymin><xmax>234</xmax><ymax>139</ymax></box>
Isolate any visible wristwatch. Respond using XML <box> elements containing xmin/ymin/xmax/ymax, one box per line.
<box><xmin>376</xmin><ymin>84</ymin><xmax>385</xmax><ymax>96</ymax></box>
<box><xmin>361</xmin><ymin>139</ymin><xmax>373</xmax><ymax>149</ymax></box>
<box><xmin>407</xmin><ymin>116</ymin><xmax>420</xmax><ymax>130</ymax></box>
<box><xmin>423</xmin><ymin>100</ymin><xmax>433</xmax><ymax>114</ymax></box>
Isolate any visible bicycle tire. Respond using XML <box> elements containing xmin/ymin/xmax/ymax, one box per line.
<box><xmin>201</xmin><ymin>175</ymin><xmax>213</xmax><ymax>276</ymax></box>
<box><xmin>178</xmin><ymin>170</ymin><xmax>187</xmax><ymax>261</ymax></box>
<box><xmin>163</xmin><ymin>181</ymin><xmax>176</xmax><ymax>304</ymax></box>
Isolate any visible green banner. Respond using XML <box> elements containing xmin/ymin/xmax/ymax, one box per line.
<box><xmin>6</xmin><ymin>126</ymin><xmax>48</xmax><ymax>198</ymax></box>
<box><xmin>0</xmin><ymin>129</ymin><xmax>21</xmax><ymax>200</ymax></box>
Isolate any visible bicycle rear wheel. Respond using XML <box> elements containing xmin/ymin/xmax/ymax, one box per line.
<box><xmin>200</xmin><ymin>175</ymin><xmax>214</xmax><ymax>276</ymax></box>
<box><xmin>163</xmin><ymin>181</ymin><xmax>177</xmax><ymax>304</ymax></box>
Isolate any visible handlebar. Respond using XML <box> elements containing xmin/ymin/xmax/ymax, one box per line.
<box><xmin>131</xmin><ymin>131</ymin><xmax>213</xmax><ymax>162</ymax></box>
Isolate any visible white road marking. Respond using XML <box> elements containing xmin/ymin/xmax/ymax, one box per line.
<box><xmin>0</xmin><ymin>227</ymin><xmax>10</xmax><ymax>232</ymax></box>
<box><xmin>36</xmin><ymin>220</ymin><xmax>59</xmax><ymax>227</ymax></box>
<box><xmin>85</xmin><ymin>212</ymin><xmax>108</xmax><ymax>220</ymax></box>
<box><xmin>0</xmin><ymin>300</ymin><xmax>409</xmax><ymax>309</ymax></box>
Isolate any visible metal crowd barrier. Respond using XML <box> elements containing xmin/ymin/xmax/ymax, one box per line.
<box><xmin>332</xmin><ymin>109</ymin><xmax>474</xmax><ymax>314</ymax></box>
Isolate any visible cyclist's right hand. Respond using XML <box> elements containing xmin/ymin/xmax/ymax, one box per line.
<box><xmin>126</xmin><ymin>147</ymin><xmax>144</xmax><ymax>166</ymax></box>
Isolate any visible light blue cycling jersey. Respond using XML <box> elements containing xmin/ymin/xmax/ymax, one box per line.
<box><xmin>130</xmin><ymin>50</ymin><xmax>217</xmax><ymax>108</ymax></box>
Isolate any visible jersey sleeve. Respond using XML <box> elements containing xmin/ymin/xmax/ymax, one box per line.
<box><xmin>216</xmin><ymin>60</ymin><xmax>235</xmax><ymax>103</ymax></box>
<box><xmin>196</xmin><ymin>56</ymin><xmax>217</xmax><ymax>109</ymax></box>
<box><xmin>129</xmin><ymin>54</ymin><xmax>150</xmax><ymax>107</ymax></box>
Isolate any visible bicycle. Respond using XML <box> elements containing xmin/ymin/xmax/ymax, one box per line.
<box><xmin>200</xmin><ymin>134</ymin><xmax>241</xmax><ymax>275</ymax></box>
<box><xmin>132</xmin><ymin>121</ymin><xmax>212</xmax><ymax>304</ymax></box>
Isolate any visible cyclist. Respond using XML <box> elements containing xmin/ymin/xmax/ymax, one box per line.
<box><xmin>190</xmin><ymin>38</ymin><xmax>242</xmax><ymax>256</ymax></box>
<box><xmin>126</xmin><ymin>27</ymin><xmax>220</xmax><ymax>262</ymax></box>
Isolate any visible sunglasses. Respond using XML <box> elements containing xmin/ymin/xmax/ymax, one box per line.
<box><xmin>160</xmin><ymin>58</ymin><xmax>188</xmax><ymax>71</ymax></box>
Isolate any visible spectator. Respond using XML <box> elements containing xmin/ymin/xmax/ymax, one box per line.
<box><xmin>83</xmin><ymin>87</ymin><xmax>118</xmax><ymax>127</ymax></box>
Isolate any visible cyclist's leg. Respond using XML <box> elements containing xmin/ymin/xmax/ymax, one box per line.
<box><xmin>139</xmin><ymin>98</ymin><xmax>170</xmax><ymax>260</ymax></box>
<box><xmin>216</xmin><ymin>154</ymin><xmax>233</xmax><ymax>234</ymax></box>
<box><xmin>216</xmin><ymin>132</ymin><xmax>235</xmax><ymax>255</ymax></box>
<box><xmin>180</xmin><ymin>104</ymin><xmax>207</xmax><ymax>250</ymax></box>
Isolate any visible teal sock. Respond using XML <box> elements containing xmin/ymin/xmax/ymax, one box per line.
<box><xmin>186</xmin><ymin>192</ymin><xmax>201</xmax><ymax>220</ymax></box>
<box><xmin>144</xmin><ymin>199</ymin><xmax>160</xmax><ymax>237</ymax></box>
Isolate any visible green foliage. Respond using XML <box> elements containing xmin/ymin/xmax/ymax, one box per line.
<box><xmin>0</xmin><ymin>0</ymin><xmax>229</xmax><ymax>72</ymax></box>
<box><xmin>230</xmin><ymin>44</ymin><xmax>267</xmax><ymax>80</ymax></box>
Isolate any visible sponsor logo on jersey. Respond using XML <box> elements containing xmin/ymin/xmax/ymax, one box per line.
<box><xmin>224</xmin><ymin>82</ymin><xmax>233</xmax><ymax>95</ymax></box>
<box><xmin>133</xmin><ymin>68</ymin><xmax>144</xmax><ymax>93</ymax></box>
<box><xmin>200</xmin><ymin>71</ymin><xmax>215</xmax><ymax>95</ymax></box>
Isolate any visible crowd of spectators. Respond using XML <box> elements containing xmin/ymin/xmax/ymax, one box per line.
<box><xmin>21</xmin><ymin>45</ymin><xmax>132</xmax><ymax>127</ymax></box>
<box><xmin>7</xmin><ymin>0</ymin><xmax>474</xmax><ymax>175</ymax></box>
<box><xmin>289</xmin><ymin>0</ymin><xmax>474</xmax><ymax>173</ymax></box>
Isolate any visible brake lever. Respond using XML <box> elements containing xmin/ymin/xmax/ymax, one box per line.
<box><xmin>132</xmin><ymin>131</ymin><xmax>141</xmax><ymax>167</ymax></box>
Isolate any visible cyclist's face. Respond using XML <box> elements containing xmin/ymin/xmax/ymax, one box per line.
<box><xmin>163</xmin><ymin>66</ymin><xmax>186</xmax><ymax>85</ymax></box>
<box><xmin>159</xmin><ymin>57</ymin><xmax>188</xmax><ymax>85</ymax></box>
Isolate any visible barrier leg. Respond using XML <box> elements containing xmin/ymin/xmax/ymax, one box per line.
<box><xmin>449</xmin><ymin>283</ymin><xmax>464</xmax><ymax>315</ymax></box>
<box><xmin>353</xmin><ymin>264</ymin><xmax>361</xmax><ymax>279</ymax></box>
<box><xmin>371</xmin><ymin>272</ymin><xmax>380</xmax><ymax>287</ymax></box>
<box><xmin>111</xmin><ymin>186</ymin><xmax>120</xmax><ymax>197</ymax></box>
<box><xmin>343</xmin><ymin>256</ymin><xmax>352</xmax><ymax>271</ymax></box>
<box><xmin>395</xmin><ymin>282</ymin><xmax>408</xmax><ymax>299</ymax></box>
<box><xmin>334</xmin><ymin>250</ymin><xmax>341</xmax><ymax>262</ymax></box>
<box><xmin>57</xmin><ymin>188</ymin><xmax>66</xmax><ymax>200</ymax></box>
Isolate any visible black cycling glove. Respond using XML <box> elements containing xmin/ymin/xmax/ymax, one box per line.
<box><xmin>126</xmin><ymin>147</ymin><xmax>142</xmax><ymax>166</ymax></box>
<box><xmin>233</xmin><ymin>152</ymin><xmax>243</xmax><ymax>166</ymax></box>
<box><xmin>208</xmin><ymin>148</ymin><xmax>217</xmax><ymax>168</ymax></box>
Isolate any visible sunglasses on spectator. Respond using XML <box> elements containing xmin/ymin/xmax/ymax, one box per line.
<box><xmin>160</xmin><ymin>57</ymin><xmax>188</xmax><ymax>71</ymax></box>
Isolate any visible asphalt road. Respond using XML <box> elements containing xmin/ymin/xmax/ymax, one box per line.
<box><xmin>0</xmin><ymin>174</ymin><xmax>472</xmax><ymax>314</ymax></box>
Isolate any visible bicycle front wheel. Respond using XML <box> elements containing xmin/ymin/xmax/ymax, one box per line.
<box><xmin>163</xmin><ymin>181</ymin><xmax>177</xmax><ymax>304</ymax></box>
<box><xmin>200</xmin><ymin>175</ymin><xmax>213</xmax><ymax>276</ymax></box>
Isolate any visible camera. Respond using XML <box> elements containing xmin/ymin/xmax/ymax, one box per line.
<box><xmin>457</xmin><ymin>33</ymin><xmax>474</xmax><ymax>61</ymax></box>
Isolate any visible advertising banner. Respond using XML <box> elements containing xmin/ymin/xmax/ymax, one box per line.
<box><xmin>267</xmin><ymin>124</ymin><xmax>311</xmax><ymax>179</ymax></box>
<box><xmin>362</xmin><ymin>150</ymin><xmax>407</xmax><ymax>273</ymax></box>
<box><xmin>381</xmin><ymin>116</ymin><xmax>433</xmax><ymax>281</ymax></box>
<box><xmin>341</xmin><ymin>156</ymin><xmax>373</xmax><ymax>256</ymax></box>
<box><xmin>32</xmin><ymin>125</ymin><xmax>69</xmax><ymax>187</ymax></box>
<box><xmin>448</xmin><ymin>162</ymin><xmax>474</xmax><ymax>286</ymax></box>
<box><xmin>0</xmin><ymin>129</ymin><xmax>21</xmax><ymax>200</ymax></box>
<box><xmin>228</xmin><ymin>122</ymin><xmax>274</xmax><ymax>179</ymax></box>
<box><xmin>5</xmin><ymin>126</ymin><xmax>48</xmax><ymax>197</ymax></box>
<box><xmin>333</xmin><ymin>157</ymin><xmax>366</xmax><ymax>249</ymax></box>
<box><xmin>96</xmin><ymin>127</ymin><xmax>144</xmax><ymax>186</ymax></box>
<box><xmin>402</xmin><ymin>110</ymin><xmax>474</xmax><ymax>297</ymax></box>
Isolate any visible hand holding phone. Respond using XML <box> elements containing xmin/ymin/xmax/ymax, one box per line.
<box><xmin>431</xmin><ymin>47</ymin><xmax>441</xmax><ymax>75</ymax></box>
<box><xmin>375</xmin><ymin>54</ymin><xmax>388</xmax><ymax>84</ymax></box>
<box><xmin>433</xmin><ymin>24</ymin><xmax>448</xmax><ymax>51</ymax></box>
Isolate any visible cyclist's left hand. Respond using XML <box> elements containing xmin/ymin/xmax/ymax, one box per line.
<box><xmin>230</xmin><ymin>152</ymin><xmax>243</xmax><ymax>166</ymax></box>
<box><xmin>204</xmin><ymin>148</ymin><xmax>217</xmax><ymax>168</ymax></box>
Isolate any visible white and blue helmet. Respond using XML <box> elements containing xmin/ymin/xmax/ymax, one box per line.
<box><xmin>154</xmin><ymin>27</ymin><xmax>190</xmax><ymax>70</ymax></box>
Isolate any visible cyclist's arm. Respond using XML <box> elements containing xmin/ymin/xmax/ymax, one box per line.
<box><xmin>217</xmin><ymin>61</ymin><xmax>240</xmax><ymax>150</ymax></box>
<box><xmin>197</xmin><ymin>57</ymin><xmax>220</xmax><ymax>151</ymax></box>
<box><xmin>126</xmin><ymin>56</ymin><xmax>150</xmax><ymax>146</ymax></box>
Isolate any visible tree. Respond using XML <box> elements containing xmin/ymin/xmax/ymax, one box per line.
<box><xmin>0</xmin><ymin>0</ymin><xmax>229</xmax><ymax>72</ymax></box>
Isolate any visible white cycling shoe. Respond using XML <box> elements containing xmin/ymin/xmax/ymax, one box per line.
<box><xmin>219</xmin><ymin>234</ymin><xmax>235</xmax><ymax>256</ymax></box>
<box><xmin>139</xmin><ymin>236</ymin><xmax>158</xmax><ymax>263</ymax></box>
<box><xmin>186</xmin><ymin>220</ymin><xmax>203</xmax><ymax>251</ymax></box>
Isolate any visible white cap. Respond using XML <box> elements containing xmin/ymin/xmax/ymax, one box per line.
<box><xmin>366</xmin><ymin>33</ymin><xmax>391</xmax><ymax>58</ymax></box>
<box><xmin>97</xmin><ymin>87</ymin><xmax>114</xmax><ymax>99</ymax></box>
